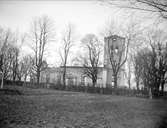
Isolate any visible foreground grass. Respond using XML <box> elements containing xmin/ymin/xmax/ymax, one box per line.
<box><xmin>0</xmin><ymin>86</ymin><xmax>167</xmax><ymax>128</ymax></box>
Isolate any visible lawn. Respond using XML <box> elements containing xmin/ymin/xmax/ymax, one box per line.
<box><xmin>0</xmin><ymin>86</ymin><xmax>167</xmax><ymax>128</ymax></box>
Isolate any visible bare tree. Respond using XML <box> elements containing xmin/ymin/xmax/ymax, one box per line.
<box><xmin>126</xmin><ymin>54</ymin><xmax>133</xmax><ymax>89</ymax></box>
<box><xmin>0</xmin><ymin>28</ymin><xmax>15</xmax><ymax>88</ymax></box>
<box><xmin>101</xmin><ymin>19</ymin><xmax>123</xmax><ymax>37</ymax></box>
<box><xmin>59</xmin><ymin>23</ymin><xmax>75</xmax><ymax>87</ymax></box>
<box><xmin>101</xmin><ymin>0</ymin><xmax>167</xmax><ymax>19</ymax></box>
<box><xmin>29</xmin><ymin>16</ymin><xmax>55</xmax><ymax>85</ymax></box>
<box><xmin>11</xmin><ymin>46</ymin><xmax>19</xmax><ymax>81</ymax></box>
<box><xmin>106</xmin><ymin>35</ymin><xmax>129</xmax><ymax>88</ymax></box>
<box><xmin>78</xmin><ymin>34</ymin><xmax>102</xmax><ymax>87</ymax></box>
<box><xmin>146</xmin><ymin>28</ymin><xmax>167</xmax><ymax>95</ymax></box>
<box><xmin>133</xmin><ymin>28</ymin><xmax>167</xmax><ymax>97</ymax></box>
<box><xmin>104</xmin><ymin>18</ymin><xmax>141</xmax><ymax>88</ymax></box>
<box><xmin>129</xmin><ymin>0</ymin><xmax>167</xmax><ymax>19</ymax></box>
<box><xmin>135</xmin><ymin>48</ymin><xmax>155</xmax><ymax>98</ymax></box>
<box><xmin>17</xmin><ymin>55</ymin><xmax>33</xmax><ymax>84</ymax></box>
<box><xmin>132</xmin><ymin>52</ymin><xmax>142</xmax><ymax>91</ymax></box>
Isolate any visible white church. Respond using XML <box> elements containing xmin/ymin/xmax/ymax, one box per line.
<box><xmin>40</xmin><ymin>35</ymin><xmax>131</xmax><ymax>88</ymax></box>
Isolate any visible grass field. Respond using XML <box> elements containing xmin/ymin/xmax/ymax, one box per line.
<box><xmin>0</xmin><ymin>86</ymin><xmax>167</xmax><ymax>128</ymax></box>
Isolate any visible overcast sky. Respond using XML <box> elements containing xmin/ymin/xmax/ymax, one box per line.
<box><xmin>0</xmin><ymin>0</ymin><xmax>160</xmax><ymax>66</ymax></box>
<box><xmin>0</xmin><ymin>1</ymin><xmax>126</xmax><ymax>34</ymax></box>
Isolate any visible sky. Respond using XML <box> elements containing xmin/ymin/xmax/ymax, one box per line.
<box><xmin>0</xmin><ymin>0</ymin><xmax>159</xmax><ymax>67</ymax></box>
<box><xmin>0</xmin><ymin>1</ymin><xmax>127</xmax><ymax>36</ymax></box>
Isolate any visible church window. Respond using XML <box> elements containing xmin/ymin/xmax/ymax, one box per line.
<box><xmin>115</xmin><ymin>46</ymin><xmax>118</xmax><ymax>53</ymax></box>
<box><xmin>112</xmin><ymin>38</ymin><xmax>116</xmax><ymax>41</ymax></box>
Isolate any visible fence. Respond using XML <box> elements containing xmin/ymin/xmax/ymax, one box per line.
<box><xmin>49</xmin><ymin>82</ymin><xmax>149</xmax><ymax>97</ymax></box>
<box><xmin>3</xmin><ymin>80</ymin><xmax>166</xmax><ymax>98</ymax></box>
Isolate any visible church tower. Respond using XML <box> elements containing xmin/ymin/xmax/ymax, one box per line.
<box><xmin>103</xmin><ymin>35</ymin><xmax>126</xmax><ymax>88</ymax></box>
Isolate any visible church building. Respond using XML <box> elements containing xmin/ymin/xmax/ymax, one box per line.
<box><xmin>40</xmin><ymin>35</ymin><xmax>127</xmax><ymax>88</ymax></box>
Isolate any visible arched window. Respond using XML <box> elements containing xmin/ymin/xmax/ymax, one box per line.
<box><xmin>112</xmin><ymin>38</ymin><xmax>116</xmax><ymax>41</ymax></box>
<box><xmin>115</xmin><ymin>46</ymin><xmax>118</xmax><ymax>53</ymax></box>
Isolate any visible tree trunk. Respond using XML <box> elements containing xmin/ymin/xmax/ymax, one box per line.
<box><xmin>13</xmin><ymin>72</ymin><xmax>16</xmax><ymax>81</ymax></box>
<box><xmin>18</xmin><ymin>76</ymin><xmax>21</xmax><ymax>81</ymax></box>
<box><xmin>63</xmin><ymin>73</ymin><xmax>66</xmax><ymax>86</ymax></box>
<box><xmin>36</xmin><ymin>68</ymin><xmax>40</xmax><ymax>85</ymax></box>
<box><xmin>63</xmin><ymin>67</ymin><xmax>67</xmax><ymax>90</ymax></box>
<box><xmin>161</xmin><ymin>81</ymin><xmax>165</xmax><ymax>96</ymax></box>
<box><xmin>92</xmin><ymin>78</ymin><xmax>97</xmax><ymax>93</ymax></box>
<box><xmin>149</xmin><ymin>87</ymin><xmax>152</xmax><ymax>99</ymax></box>
<box><xmin>1</xmin><ymin>70</ymin><xmax>4</xmax><ymax>89</ymax></box>
<box><xmin>92</xmin><ymin>78</ymin><xmax>96</xmax><ymax>88</ymax></box>
<box><xmin>113</xmin><ymin>75</ymin><xmax>117</xmax><ymax>89</ymax></box>
<box><xmin>1</xmin><ymin>63</ymin><xmax>5</xmax><ymax>89</ymax></box>
<box><xmin>136</xmin><ymin>80</ymin><xmax>139</xmax><ymax>91</ymax></box>
<box><xmin>12</xmin><ymin>65</ymin><xmax>17</xmax><ymax>82</ymax></box>
<box><xmin>23</xmin><ymin>75</ymin><xmax>27</xmax><ymax>86</ymax></box>
<box><xmin>128</xmin><ymin>79</ymin><xmax>131</xmax><ymax>89</ymax></box>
